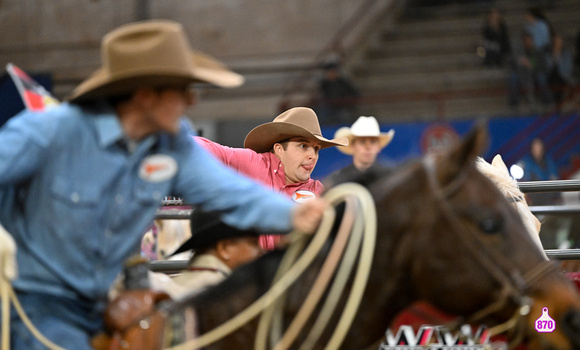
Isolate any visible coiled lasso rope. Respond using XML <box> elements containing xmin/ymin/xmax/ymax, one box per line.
<box><xmin>166</xmin><ymin>182</ymin><xmax>377</xmax><ymax>350</ymax></box>
<box><xmin>0</xmin><ymin>182</ymin><xmax>376</xmax><ymax>350</ymax></box>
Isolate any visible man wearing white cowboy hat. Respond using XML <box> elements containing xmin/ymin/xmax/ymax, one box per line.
<box><xmin>324</xmin><ymin>116</ymin><xmax>394</xmax><ymax>188</ymax></box>
<box><xmin>0</xmin><ymin>20</ymin><xmax>327</xmax><ymax>349</ymax></box>
<box><xmin>194</xmin><ymin>106</ymin><xmax>348</xmax><ymax>249</ymax></box>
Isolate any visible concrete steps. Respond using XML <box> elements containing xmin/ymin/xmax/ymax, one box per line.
<box><xmin>43</xmin><ymin>0</ymin><xmax>579</xmax><ymax>123</ymax></box>
<box><xmin>345</xmin><ymin>0</ymin><xmax>580</xmax><ymax>122</ymax></box>
<box><xmin>357</xmin><ymin>66</ymin><xmax>507</xmax><ymax>95</ymax></box>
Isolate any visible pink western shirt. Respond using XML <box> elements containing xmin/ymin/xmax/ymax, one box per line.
<box><xmin>194</xmin><ymin>136</ymin><xmax>324</xmax><ymax>249</ymax></box>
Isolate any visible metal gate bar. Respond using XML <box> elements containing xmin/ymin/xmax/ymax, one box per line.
<box><xmin>148</xmin><ymin>249</ymin><xmax>580</xmax><ymax>272</ymax></box>
<box><xmin>150</xmin><ymin>180</ymin><xmax>580</xmax><ymax>273</ymax></box>
<box><xmin>518</xmin><ymin>180</ymin><xmax>580</xmax><ymax>193</ymax></box>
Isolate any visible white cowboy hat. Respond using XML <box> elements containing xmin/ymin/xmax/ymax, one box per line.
<box><xmin>334</xmin><ymin>116</ymin><xmax>395</xmax><ymax>155</ymax></box>
<box><xmin>68</xmin><ymin>20</ymin><xmax>243</xmax><ymax>102</ymax></box>
<box><xmin>244</xmin><ymin>107</ymin><xmax>349</xmax><ymax>153</ymax></box>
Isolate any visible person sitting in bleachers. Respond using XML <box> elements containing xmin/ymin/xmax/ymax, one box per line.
<box><xmin>480</xmin><ymin>8</ymin><xmax>512</xmax><ymax>67</ymax></box>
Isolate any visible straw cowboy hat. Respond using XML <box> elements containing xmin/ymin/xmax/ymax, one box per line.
<box><xmin>68</xmin><ymin>20</ymin><xmax>243</xmax><ymax>102</ymax></box>
<box><xmin>244</xmin><ymin>107</ymin><xmax>349</xmax><ymax>153</ymax></box>
<box><xmin>334</xmin><ymin>116</ymin><xmax>395</xmax><ymax>155</ymax></box>
<box><xmin>171</xmin><ymin>210</ymin><xmax>259</xmax><ymax>255</ymax></box>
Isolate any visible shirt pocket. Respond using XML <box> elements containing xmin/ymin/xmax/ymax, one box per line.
<box><xmin>50</xmin><ymin>177</ymin><xmax>100</xmax><ymax>207</ymax></box>
<box><xmin>133</xmin><ymin>180</ymin><xmax>166</xmax><ymax>206</ymax></box>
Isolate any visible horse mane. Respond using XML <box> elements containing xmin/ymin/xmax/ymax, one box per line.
<box><xmin>475</xmin><ymin>156</ymin><xmax>523</xmax><ymax>201</ymax></box>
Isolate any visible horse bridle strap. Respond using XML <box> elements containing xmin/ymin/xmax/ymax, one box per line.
<box><xmin>422</xmin><ymin>156</ymin><xmax>556</xmax><ymax>344</ymax></box>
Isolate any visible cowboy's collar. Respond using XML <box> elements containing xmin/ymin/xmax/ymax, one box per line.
<box><xmin>91</xmin><ymin>111</ymin><xmax>156</xmax><ymax>152</ymax></box>
<box><xmin>92</xmin><ymin>112</ymin><xmax>124</xmax><ymax>148</ymax></box>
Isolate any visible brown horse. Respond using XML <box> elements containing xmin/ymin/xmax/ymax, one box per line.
<box><xmin>167</xmin><ymin>125</ymin><xmax>580</xmax><ymax>350</ymax></box>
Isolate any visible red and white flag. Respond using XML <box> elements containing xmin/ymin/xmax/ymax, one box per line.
<box><xmin>6</xmin><ymin>63</ymin><xmax>59</xmax><ymax>112</ymax></box>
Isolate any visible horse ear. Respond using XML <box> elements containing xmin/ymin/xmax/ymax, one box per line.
<box><xmin>438</xmin><ymin>122</ymin><xmax>488</xmax><ymax>183</ymax></box>
<box><xmin>491</xmin><ymin>154</ymin><xmax>511</xmax><ymax>177</ymax></box>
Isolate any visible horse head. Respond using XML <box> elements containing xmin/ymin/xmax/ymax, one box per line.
<box><xmin>365</xmin><ymin>124</ymin><xmax>580</xmax><ymax>349</ymax></box>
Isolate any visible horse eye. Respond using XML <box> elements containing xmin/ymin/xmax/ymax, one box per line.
<box><xmin>479</xmin><ymin>217</ymin><xmax>502</xmax><ymax>234</ymax></box>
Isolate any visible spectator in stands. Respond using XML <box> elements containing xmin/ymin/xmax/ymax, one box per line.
<box><xmin>508</xmin><ymin>30</ymin><xmax>553</xmax><ymax>107</ymax></box>
<box><xmin>170</xmin><ymin>210</ymin><xmax>263</xmax><ymax>296</ymax></box>
<box><xmin>316</xmin><ymin>61</ymin><xmax>360</xmax><ymax>126</ymax></box>
<box><xmin>546</xmin><ymin>34</ymin><xmax>574</xmax><ymax>107</ymax></box>
<box><xmin>194</xmin><ymin>107</ymin><xmax>348</xmax><ymax>250</ymax></box>
<box><xmin>520</xmin><ymin>137</ymin><xmax>559</xmax><ymax>181</ymax></box>
<box><xmin>0</xmin><ymin>20</ymin><xmax>328</xmax><ymax>350</ymax></box>
<box><xmin>518</xmin><ymin>137</ymin><xmax>560</xmax><ymax>204</ymax></box>
<box><xmin>518</xmin><ymin>137</ymin><xmax>564</xmax><ymax>249</ymax></box>
<box><xmin>524</xmin><ymin>7</ymin><xmax>553</xmax><ymax>53</ymax></box>
<box><xmin>324</xmin><ymin>116</ymin><xmax>394</xmax><ymax>188</ymax></box>
<box><xmin>481</xmin><ymin>8</ymin><xmax>512</xmax><ymax>67</ymax></box>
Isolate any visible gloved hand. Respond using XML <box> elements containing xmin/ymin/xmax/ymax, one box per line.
<box><xmin>0</xmin><ymin>223</ymin><xmax>17</xmax><ymax>281</ymax></box>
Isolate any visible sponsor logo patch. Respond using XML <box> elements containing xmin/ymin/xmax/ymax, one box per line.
<box><xmin>291</xmin><ymin>190</ymin><xmax>316</xmax><ymax>203</ymax></box>
<box><xmin>139</xmin><ymin>154</ymin><xmax>178</xmax><ymax>182</ymax></box>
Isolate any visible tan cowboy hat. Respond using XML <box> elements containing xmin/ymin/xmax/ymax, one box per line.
<box><xmin>334</xmin><ymin>116</ymin><xmax>395</xmax><ymax>155</ymax></box>
<box><xmin>68</xmin><ymin>20</ymin><xmax>243</xmax><ymax>102</ymax></box>
<box><xmin>243</xmin><ymin>107</ymin><xmax>349</xmax><ymax>153</ymax></box>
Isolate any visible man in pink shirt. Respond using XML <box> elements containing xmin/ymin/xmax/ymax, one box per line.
<box><xmin>194</xmin><ymin>107</ymin><xmax>348</xmax><ymax>249</ymax></box>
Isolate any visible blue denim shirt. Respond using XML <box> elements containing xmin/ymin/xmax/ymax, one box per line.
<box><xmin>0</xmin><ymin>103</ymin><xmax>294</xmax><ymax>301</ymax></box>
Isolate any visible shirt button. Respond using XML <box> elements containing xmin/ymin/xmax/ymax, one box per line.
<box><xmin>70</xmin><ymin>192</ymin><xmax>80</xmax><ymax>203</ymax></box>
<box><xmin>115</xmin><ymin>194</ymin><xmax>124</xmax><ymax>204</ymax></box>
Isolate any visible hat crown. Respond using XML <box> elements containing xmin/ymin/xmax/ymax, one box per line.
<box><xmin>243</xmin><ymin>107</ymin><xmax>348</xmax><ymax>153</ymax></box>
<box><xmin>274</xmin><ymin>107</ymin><xmax>322</xmax><ymax>137</ymax></box>
<box><xmin>69</xmin><ymin>20</ymin><xmax>243</xmax><ymax>102</ymax></box>
<box><xmin>350</xmin><ymin>116</ymin><xmax>381</xmax><ymax>137</ymax></box>
<box><xmin>103</xmin><ymin>20</ymin><xmax>193</xmax><ymax>77</ymax></box>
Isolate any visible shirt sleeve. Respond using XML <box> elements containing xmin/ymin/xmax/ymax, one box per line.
<box><xmin>174</xmin><ymin>131</ymin><xmax>295</xmax><ymax>233</ymax></box>
<box><xmin>0</xmin><ymin>111</ymin><xmax>54</xmax><ymax>185</ymax></box>
<box><xmin>193</xmin><ymin>136</ymin><xmax>262</xmax><ymax>174</ymax></box>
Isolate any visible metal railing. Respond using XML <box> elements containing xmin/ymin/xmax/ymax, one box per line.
<box><xmin>151</xmin><ymin>179</ymin><xmax>580</xmax><ymax>272</ymax></box>
<box><xmin>518</xmin><ymin>179</ymin><xmax>580</xmax><ymax>193</ymax></box>
<box><xmin>148</xmin><ymin>249</ymin><xmax>580</xmax><ymax>273</ymax></box>
<box><xmin>154</xmin><ymin>180</ymin><xmax>580</xmax><ymax>220</ymax></box>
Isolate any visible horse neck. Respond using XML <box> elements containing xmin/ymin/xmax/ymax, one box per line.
<box><xmin>339</xmin><ymin>171</ymin><xmax>427</xmax><ymax>349</ymax></box>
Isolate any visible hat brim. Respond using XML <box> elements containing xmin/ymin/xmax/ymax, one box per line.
<box><xmin>244</xmin><ymin>122</ymin><xmax>349</xmax><ymax>153</ymax></box>
<box><xmin>335</xmin><ymin>129</ymin><xmax>395</xmax><ymax>155</ymax></box>
<box><xmin>68</xmin><ymin>52</ymin><xmax>244</xmax><ymax>102</ymax></box>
